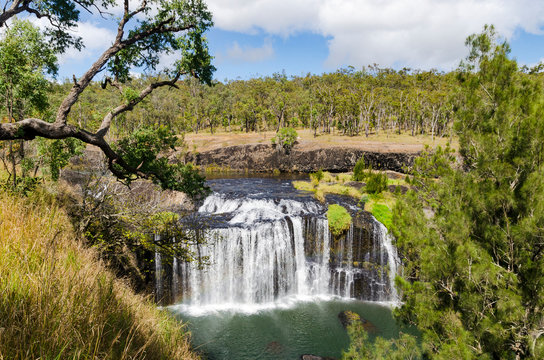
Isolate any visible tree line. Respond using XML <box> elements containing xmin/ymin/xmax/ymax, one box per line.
<box><xmin>50</xmin><ymin>65</ymin><xmax>458</xmax><ymax>140</ymax></box>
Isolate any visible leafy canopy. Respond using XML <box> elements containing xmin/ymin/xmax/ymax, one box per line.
<box><xmin>113</xmin><ymin>126</ymin><xmax>209</xmax><ymax>200</ymax></box>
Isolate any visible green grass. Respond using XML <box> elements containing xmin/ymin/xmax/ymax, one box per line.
<box><xmin>327</xmin><ymin>204</ymin><xmax>352</xmax><ymax>236</ymax></box>
<box><xmin>370</xmin><ymin>203</ymin><xmax>393</xmax><ymax>230</ymax></box>
<box><xmin>0</xmin><ymin>189</ymin><xmax>199</xmax><ymax>360</ymax></box>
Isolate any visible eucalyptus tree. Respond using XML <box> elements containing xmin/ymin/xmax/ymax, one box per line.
<box><xmin>0</xmin><ymin>0</ymin><xmax>215</xmax><ymax>196</ymax></box>
<box><xmin>0</xmin><ymin>19</ymin><xmax>57</xmax><ymax>187</ymax></box>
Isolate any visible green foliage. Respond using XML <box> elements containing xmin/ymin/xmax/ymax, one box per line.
<box><xmin>122</xmin><ymin>87</ymin><xmax>140</xmax><ymax>103</ymax></box>
<box><xmin>371</xmin><ymin>203</ymin><xmax>392</xmax><ymax>230</ymax></box>
<box><xmin>0</xmin><ymin>175</ymin><xmax>40</xmax><ymax>195</ymax></box>
<box><xmin>0</xmin><ymin>19</ymin><xmax>58</xmax><ymax>113</ymax></box>
<box><xmin>353</xmin><ymin>156</ymin><xmax>366</xmax><ymax>181</ymax></box>
<box><xmin>37</xmin><ymin>137</ymin><xmax>84</xmax><ymax>181</ymax></box>
<box><xmin>272</xmin><ymin>127</ymin><xmax>298</xmax><ymax>152</ymax></box>
<box><xmin>112</xmin><ymin>125</ymin><xmax>210</xmax><ymax>199</ymax></box>
<box><xmin>390</xmin><ymin>26</ymin><xmax>544</xmax><ymax>359</ymax></box>
<box><xmin>343</xmin><ymin>325</ymin><xmax>422</xmax><ymax>360</ymax></box>
<box><xmin>327</xmin><ymin>204</ymin><xmax>352</xmax><ymax>236</ymax></box>
<box><xmin>365</xmin><ymin>172</ymin><xmax>388</xmax><ymax>194</ymax></box>
<box><xmin>310</xmin><ymin>168</ymin><xmax>324</xmax><ymax>182</ymax></box>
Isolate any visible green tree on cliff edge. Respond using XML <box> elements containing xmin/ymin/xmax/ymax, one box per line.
<box><xmin>345</xmin><ymin>25</ymin><xmax>544</xmax><ymax>359</ymax></box>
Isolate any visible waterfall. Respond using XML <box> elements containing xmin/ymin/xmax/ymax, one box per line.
<box><xmin>156</xmin><ymin>191</ymin><xmax>401</xmax><ymax>307</ymax></box>
<box><xmin>154</xmin><ymin>233</ymin><xmax>163</xmax><ymax>301</ymax></box>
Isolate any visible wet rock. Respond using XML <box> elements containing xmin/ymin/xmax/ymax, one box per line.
<box><xmin>338</xmin><ymin>311</ymin><xmax>378</xmax><ymax>333</ymax></box>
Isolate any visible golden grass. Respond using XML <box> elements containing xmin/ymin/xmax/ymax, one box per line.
<box><xmin>293</xmin><ymin>179</ymin><xmax>363</xmax><ymax>203</ymax></box>
<box><xmin>0</xmin><ymin>190</ymin><xmax>199</xmax><ymax>360</ymax></box>
<box><xmin>184</xmin><ymin>128</ymin><xmax>456</xmax><ymax>153</ymax></box>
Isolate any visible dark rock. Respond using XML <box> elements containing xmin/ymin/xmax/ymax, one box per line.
<box><xmin>185</xmin><ymin>144</ymin><xmax>417</xmax><ymax>173</ymax></box>
<box><xmin>300</xmin><ymin>355</ymin><xmax>337</xmax><ymax>360</ymax></box>
<box><xmin>344</xmin><ymin>181</ymin><xmax>365</xmax><ymax>189</ymax></box>
<box><xmin>388</xmin><ymin>184</ymin><xmax>409</xmax><ymax>194</ymax></box>
<box><xmin>338</xmin><ymin>311</ymin><xmax>378</xmax><ymax>333</ymax></box>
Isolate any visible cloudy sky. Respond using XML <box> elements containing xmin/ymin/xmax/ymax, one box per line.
<box><xmin>55</xmin><ymin>0</ymin><xmax>544</xmax><ymax>81</ymax></box>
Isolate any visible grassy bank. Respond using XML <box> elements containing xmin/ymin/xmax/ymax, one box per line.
<box><xmin>293</xmin><ymin>170</ymin><xmax>402</xmax><ymax>230</ymax></box>
<box><xmin>0</xmin><ymin>190</ymin><xmax>199</xmax><ymax>360</ymax></box>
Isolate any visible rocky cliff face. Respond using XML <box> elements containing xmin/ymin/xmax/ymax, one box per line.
<box><xmin>185</xmin><ymin>144</ymin><xmax>417</xmax><ymax>173</ymax></box>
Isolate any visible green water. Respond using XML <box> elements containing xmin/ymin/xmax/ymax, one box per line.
<box><xmin>169</xmin><ymin>298</ymin><xmax>406</xmax><ymax>360</ymax></box>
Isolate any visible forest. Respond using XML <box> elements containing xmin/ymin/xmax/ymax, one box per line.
<box><xmin>50</xmin><ymin>66</ymin><xmax>457</xmax><ymax>140</ymax></box>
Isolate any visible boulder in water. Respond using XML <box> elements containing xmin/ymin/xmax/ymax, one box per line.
<box><xmin>300</xmin><ymin>355</ymin><xmax>337</xmax><ymax>360</ymax></box>
<box><xmin>338</xmin><ymin>311</ymin><xmax>378</xmax><ymax>333</ymax></box>
<box><xmin>265</xmin><ymin>341</ymin><xmax>284</xmax><ymax>354</ymax></box>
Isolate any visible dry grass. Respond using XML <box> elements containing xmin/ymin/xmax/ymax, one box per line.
<box><xmin>0</xmin><ymin>190</ymin><xmax>199</xmax><ymax>360</ymax></box>
<box><xmin>293</xmin><ymin>178</ymin><xmax>363</xmax><ymax>203</ymax></box>
<box><xmin>185</xmin><ymin>128</ymin><xmax>456</xmax><ymax>153</ymax></box>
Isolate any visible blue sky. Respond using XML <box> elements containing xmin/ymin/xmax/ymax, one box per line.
<box><xmin>50</xmin><ymin>0</ymin><xmax>544</xmax><ymax>82</ymax></box>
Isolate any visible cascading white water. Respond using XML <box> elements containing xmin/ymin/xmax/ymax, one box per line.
<box><xmin>154</xmin><ymin>233</ymin><xmax>163</xmax><ymax>301</ymax></box>
<box><xmin>376</xmin><ymin>220</ymin><xmax>400</xmax><ymax>303</ymax></box>
<box><xmin>156</xmin><ymin>190</ymin><xmax>401</xmax><ymax>306</ymax></box>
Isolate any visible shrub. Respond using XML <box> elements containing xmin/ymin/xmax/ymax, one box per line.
<box><xmin>352</xmin><ymin>156</ymin><xmax>366</xmax><ymax>181</ymax></box>
<box><xmin>272</xmin><ymin>127</ymin><xmax>298</xmax><ymax>153</ymax></box>
<box><xmin>327</xmin><ymin>204</ymin><xmax>352</xmax><ymax>236</ymax></box>
<box><xmin>310</xmin><ymin>169</ymin><xmax>324</xmax><ymax>182</ymax></box>
<box><xmin>366</xmin><ymin>172</ymin><xmax>388</xmax><ymax>194</ymax></box>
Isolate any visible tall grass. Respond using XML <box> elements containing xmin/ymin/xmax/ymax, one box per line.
<box><xmin>0</xmin><ymin>190</ymin><xmax>199</xmax><ymax>360</ymax></box>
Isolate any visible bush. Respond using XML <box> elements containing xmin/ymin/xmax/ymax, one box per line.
<box><xmin>327</xmin><ymin>204</ymin><xmax>352</xmax><ymax>236</ymax></box>
<box><xmin>310</xmin><ymin>169</ymin><xmax>324</xmax><ymax>182</ymax></box>
<box><xmin>272</xmin><ymin>127</ymin><xmax>298</xmax><ymax>153</ymax></box>
<box><xmin>365</xmin><ymin>172</ymin><xmax>388</xmax><ymax>194</ymax></box>
<box><xmin>352</xmin><ymin>156</ymin><xmax>366</xmax><ymax>181</ymax></box>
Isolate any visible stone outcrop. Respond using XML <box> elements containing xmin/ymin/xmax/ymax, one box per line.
<box><xmin>185</xmin><ymin>144</ymin><xmax>417</xmax><ymax>173</ymax></box>
<box><xmin>300</xmin><ymin>355</ymin><xmax>337</xmax><ymax>360</ymax></box>
<box><xmin>338</xmin><ymin>311</ymin><xmax>378</xmax><ymax>333</ymax></box>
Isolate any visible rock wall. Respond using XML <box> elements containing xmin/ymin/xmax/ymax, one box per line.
<box><xmin>185</xmin><ymin>144</ymin><xmax>417</xmax><ymax>173</ymax></box>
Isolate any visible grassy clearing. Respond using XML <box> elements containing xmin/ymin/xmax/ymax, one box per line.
<box><xmin>184</xmin><ymin>128</ymin><xmax>456</xmax><ymax>153</ymax></box>
<box><xmin>0</xmin><ymin>190</ymin><xmax>199</xmax><ymax>360</ymax></box>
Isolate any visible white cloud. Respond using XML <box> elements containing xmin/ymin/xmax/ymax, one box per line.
<box><xmin>29</xmin><ymin>18</ymin><xmax>116</xmax><ymax>65</ymax></box>
<box><xmin>219</xmin><ymin>39</ymin><xmax>275</xmax><ymax>63</ymax></box>
<box><xmin>207</xmin><ymin>0</ymin><xmax>544</xmax><ymax>70</ymax></box>
<box><xmin>59</xmin><ymin>21</ymin><xmax>116</xmax><ymax>64</ymax></box>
